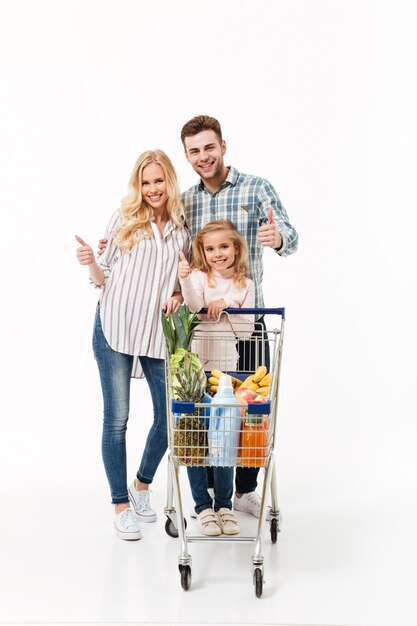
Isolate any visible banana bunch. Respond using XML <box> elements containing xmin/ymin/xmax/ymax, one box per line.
<box><xmin>239</xmin><ymin>366</ymin><xmax>272</xmax><ymax>397</ymax></box>
<box><xmin>208</xmin><ymin>369</ymin><xmax>242</xmax><ymax>394</ymax></box>
<box><xmin>208</xmin><ymin>366</ymin><xmax>272</xmax><ymax>397</ymax></box>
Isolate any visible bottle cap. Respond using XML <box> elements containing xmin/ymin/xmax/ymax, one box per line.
<box><xmin>217</xmin><ymin>374</ymin><xmax>233</xmax><ymax>393</ymax></box>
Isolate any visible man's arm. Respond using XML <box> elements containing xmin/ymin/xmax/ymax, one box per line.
<box><xmin>257</xmin><ymin>180</ymin><xmax>298</xmax><ymax>256</ymax></box>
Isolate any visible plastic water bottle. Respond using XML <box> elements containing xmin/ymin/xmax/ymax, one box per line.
<box><xmin>208</xmin><ymin>375</ymin><xmax>241</xmax><ymax>466</ymax></box>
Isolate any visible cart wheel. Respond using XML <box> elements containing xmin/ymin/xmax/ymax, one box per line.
<box><xmin>179</xmin><ymin>564</ymin><xmax>192</xmax><ymax>590</ymax></box>
<box><xmin>270</xmin><ymin>517</ymin><xmax>278</xmax><ymax>543</ymax></box>
<box><xmin>254</xmin><ymin>568</ymin><xmax>263</xmax><ymax>598</ymax></box>
<box><xmin>165</xmin><ymin>516</ymin><xmax>187</xmax><ymax>538</ymax></box>
<box><xmin>165</xmin><ymin>517</ymin><xmax>178</xmax><ymax>537</ymax></box>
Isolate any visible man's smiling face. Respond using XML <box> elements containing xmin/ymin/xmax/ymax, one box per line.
<box><xmin>184</xmin><ymin>129</ymin><xmax>227</xmax><ymax>184</ymax></box>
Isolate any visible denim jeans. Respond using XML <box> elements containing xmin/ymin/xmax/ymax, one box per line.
<box><xmin>92</xmin><ymin>308</ymin><xmax>167</xmax><ymax>504</ymax></box>
<box><xmin>187</xmin><ymin>465</ymin><xmax>234</xmax><ymax>514</ymax></box>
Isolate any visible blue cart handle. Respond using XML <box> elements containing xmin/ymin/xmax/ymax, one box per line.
<box><xmin>199</xmin><ymin>307</ymin><xmax>285</xmax><ymax>319</ymax></box>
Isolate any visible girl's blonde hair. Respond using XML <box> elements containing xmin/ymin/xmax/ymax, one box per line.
<box><xmin>191</xmin><ymin>220</ymin><xmax>249</xmax><ymax>288</ymax></box>
<box><xmin>116</xmin><ymin>150</ymin><xmax>184</xmax><ymax>251</ymax></box>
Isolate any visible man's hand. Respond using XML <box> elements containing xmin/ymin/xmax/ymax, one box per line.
<box><xmin>76</xmin><ymin>235</ymin><xmax>95</xmax><ymax>265</ymax></box>
<box><xmin>257</xmin><ymin>208</ymin><xmax>282</xmax><ymax>249</ymax></box>
<box><xmin>207</xmin><ymin>298</ymin><xmax>227</xmax><ymax>320</ymax></box>
<box><xmin>178</xmin><ymin>250</ymin><xmax>191</xmax><ymax>278</ymax></box>
<box><xmin>97</xmin><ymin>238</ymin><xmax>108</xmax><ymax>257</ymax></box>
<box><xmin>163</xmin><ymin>293</ymin><xmax>183</xmax><ymax>316</ymax></box>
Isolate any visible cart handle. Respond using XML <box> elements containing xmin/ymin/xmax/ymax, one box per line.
<box><xmin>198</xmin><ymin>307</ymin><xmax>285</xmax><ymax>319</ymax></box>
<box><xmin>172</xmin><ymin>399</ymin><xmax>271</xmax><ymax>415</ymax></box>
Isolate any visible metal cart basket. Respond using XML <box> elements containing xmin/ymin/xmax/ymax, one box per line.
<box><xmin>164</xmin><ymin>307</ymin><xmax>285</xmax><ymax>597</ymax></box>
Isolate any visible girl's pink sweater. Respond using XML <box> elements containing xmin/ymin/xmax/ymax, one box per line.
<box><xmin>179</xmin><ymin>269</ymin><xmax>255</xmax><ymax>371</ymax></box>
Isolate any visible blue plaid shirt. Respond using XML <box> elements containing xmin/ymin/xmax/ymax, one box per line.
<box><xmin>181</xmin><ymin>166</ymin><xmax>298</xmax><ymax>308</ymax></box>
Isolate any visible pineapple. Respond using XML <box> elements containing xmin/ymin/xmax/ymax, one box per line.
<box><xmin>172</xmin><ymin>351</ymin><xmax>206</xmax><ymax>403</ymax></box>
<box><xmin>172</xmin><ymin>351</ymin><xmax>208</xmax><ymax>465</ymax></box>
<box><xmin>162</xmin><ymin>303</ymin><xmax>206</xmax><ymax>397</ymax></box>
<box><xmin>162</xmin><ymin>305</ymin><xmax>208</xmax><ymax>464</ymax></box>
<box><xmin>174</xmin><ymin>416</ymin><xmax>208</xmax><ymax>465</ymax></box>
<box><xmin>161</xmin><ymin>304</ymin><xmax>202</xmax><ymax>355</ymax></box>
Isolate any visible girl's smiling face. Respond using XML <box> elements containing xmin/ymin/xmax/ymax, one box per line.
<box><xmin>202</xmin><ymin>229</ymin><xmax>238</xmax><ymax>272</ymax></box>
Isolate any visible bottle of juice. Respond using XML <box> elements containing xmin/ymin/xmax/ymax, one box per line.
<box><xmin>239</xmin><ymin>415</ymin><xmax>268</xmax><ymax>467</ymax></box>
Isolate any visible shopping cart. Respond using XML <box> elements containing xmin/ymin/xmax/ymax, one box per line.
<box><xmin>163</xmin><ymin>307</ymin><xmax>285</xmax><ymax>597</ymax></box>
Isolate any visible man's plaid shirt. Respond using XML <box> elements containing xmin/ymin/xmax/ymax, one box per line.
<box><xmin>181</xmin><ymin>166</ymin><xmax>298</xmax><ymax>308</ymax></box>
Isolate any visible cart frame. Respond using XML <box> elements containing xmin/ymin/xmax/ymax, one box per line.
<box><xmin>164</xmin><ymin>307</ymin><xmax>285</xmax><ymax>597</ymax></box>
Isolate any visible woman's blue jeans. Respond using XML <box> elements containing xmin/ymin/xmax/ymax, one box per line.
<box><xmin>187</xmin><ymin>466</ymin><xmax>234</xmax><ymax>514</ymax></box>
<box><xmin>92</xmin><ymin>308</ymin><xmax>167</xmax><ymax>504</ymax></box>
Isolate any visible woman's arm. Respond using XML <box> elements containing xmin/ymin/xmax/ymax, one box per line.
<box><xmin>163</xmin><ymin>239</ymin><xmax>190</xmax><ymax>315</ymax></box>
<box><xmin>77</xmin><ymin>210</ymin><xmax>121</xmax><ymax>287</ymax></box>
<box><xmin>163</xmin><ymin>291</ymin><xmax>183</xmax><ymax>316</ymax></box>
<box><xmin>75</xmin><ymin>235</ymin><xmax>105</xmax><ymax>286</ymax></box>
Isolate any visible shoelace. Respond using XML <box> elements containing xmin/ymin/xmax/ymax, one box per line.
<box><xmin>245</xmin><ymin>492</ymin><xmax>261</xmax><ymax>508</ymax></box>
<box><xmin>137</xmin><ymin>488</ymin><xmax>157</xmax><ymax>511</ymax></box>
<box><xmin>121</xmin><ymin>508</ymin><xmax>137</xmax><ymax>528</ymax></box>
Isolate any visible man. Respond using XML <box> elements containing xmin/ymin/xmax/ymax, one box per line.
<box><xmin>98</xmin><ymin>115</ymin><xmax>298</xmax><ymax>518</ymax></box>
<box><xmin>180</xmin><ymin>115</ymin><xmax>298</xmax><ymax>517</ymax></box>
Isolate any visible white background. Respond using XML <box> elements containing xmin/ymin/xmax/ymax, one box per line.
<box><xmin>1</xmin><ymin>1</ymin><xmax>416</xmax><ymax>625</ymax></box>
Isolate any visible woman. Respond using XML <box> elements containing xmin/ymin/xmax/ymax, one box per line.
<box><xmin>76</xmin><ymin>150</ymin><xmax>189</xmax><ymax>540</ymax></box>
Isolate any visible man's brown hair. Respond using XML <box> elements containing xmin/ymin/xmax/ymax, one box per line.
<box><xmin>180</xmin><ymin>115</ymin><xmax>223</xmax><ymax>146</ymax></box>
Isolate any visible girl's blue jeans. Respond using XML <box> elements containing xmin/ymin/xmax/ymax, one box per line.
<box><xmin>92</xmin><ymin>308</ymin><xmax>167</xmax><ymax>504</ymax></box>
<box><xmin>187</xmin><ymin>466</ymin><xmax>234</xmax><ymax>513</ymax></box>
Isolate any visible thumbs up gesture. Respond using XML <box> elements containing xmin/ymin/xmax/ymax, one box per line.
<box><xmin>178</xmin><ymin>250</ymin><xmax>190</xmax><ymax>279</ymax></box>
<box><xmin>75</xmin><ymin>235</ymin><xmax>95</xmax><ymax>266</ymax></box>
<box><xmin>257</xmin><ymin>208</ymin><xmax>283</xmax><ymax>249</ymax></box>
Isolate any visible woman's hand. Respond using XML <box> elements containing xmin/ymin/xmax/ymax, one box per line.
<box><xmin>76</xmin><ymin>235</ymin><xmax>105</xmax><ymax>286</ymax></box>
<box><xmin>178</xmin><ymin>251</ymin><xmax>190</xmax><ymax>279</ymax></box>
<box><xmin>76</xmin><ymin>235</ymin><xmax>95</xmax><ymax>265</ymax></box>
<box><xmin>163</xmin><ymin>293</ymin><xmax>183</xmax><ymax>316</ymax></box>
<box><xmin>207</xmin><ymin>298</ymin><xmax>227</xmax><ymax>320</ymax></box>
<box><xmin>97</xmin><ymin>238</ymin><xmax>107</xmax><ymax>257</ymax></box>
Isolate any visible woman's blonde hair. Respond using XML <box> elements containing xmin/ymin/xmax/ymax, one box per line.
<box><xmin>116</xmin><ymin>149</ymin><xmax>184</xmax><ymax>251</ymax></box>
<box><xmin>191</xmin><ymin>220</ymin><xmax>249</xmax><ymax>288</ymax></box>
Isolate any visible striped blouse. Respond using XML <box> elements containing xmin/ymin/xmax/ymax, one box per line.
<box><xmin>93</xmin><ymin>209</ymin><xmax>190</xmax><ymax>378</ymax></box>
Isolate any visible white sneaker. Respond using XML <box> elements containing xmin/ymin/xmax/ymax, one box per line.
<box><xmin>190</xmin><ymin>487</ymin><xmax>215</xmax><ymax>519</ymax></box>
<box><xmin>114</xmin><ymin>508</ymin><xmax>142</xmax><ymax>541</ymax></box>
<box><xmin>196</xmin><ymin>508</ymin><xmax>221</xmax><ymax>536</ymax></box>
<box><xmin>233</xmin><ymin>491</ymin><xmax>270</xmax><ymax>520</ymax></box>
<box><xmin>128</xmin><ymin>482</ymin><xmax>157</xmax><ymax>522</ymax></box>
<box><xmin>217</xmin><ymin>508</ymin><xmax>240</xmax><ymax>535</ymax></box>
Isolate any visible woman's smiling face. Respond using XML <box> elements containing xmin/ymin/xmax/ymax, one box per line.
<box><xmin>141</xmin><ymin>162</ymin><xmax>168</xmax><ymax>212</ymax></box>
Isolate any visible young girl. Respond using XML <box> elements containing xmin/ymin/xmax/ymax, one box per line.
<box><xmin>76</xmin><ymin>150</ymin><xmax>189</xmax><ymax>540</ymax></box>
<box><xmin>178</xmin><ymin>220</ymin><xmax>255</xmax><ymax>536</ymax></box>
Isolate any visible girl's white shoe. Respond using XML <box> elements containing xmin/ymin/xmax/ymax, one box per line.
<box><xmin>196</xmin><ymin>508</ymin><xmax>221</xmax><ymax>536</ymax></box>
<box><xmin>217</xmin><ymin>508</ymin><xmax>240</xmax><ymax>535</ymax></box>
